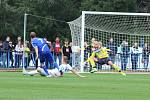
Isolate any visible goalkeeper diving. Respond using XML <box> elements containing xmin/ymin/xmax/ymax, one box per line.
<box><xmin>23</xmin><ymin>56</ymin><xmax>85</xmax><ymax>78</ymax></box>
<box><xmin>85</xmin><ymin>41</ymin><xmax>126</xmax><ymax>76</ymax></box>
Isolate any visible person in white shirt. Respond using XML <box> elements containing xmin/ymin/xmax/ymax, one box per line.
<box><xmin>131</xmin><ymin>42</ymin><xmax>140</xmax><ymax>70</ymax></box>
<box><xmin>23</xmin><ymin>56</ymin><xmax>85</xmax><ymax>78</ymax></box>
<box><xmin>14</xmin><ymin>40</ymin><xmax>23</xmax><ymax>68</ymax></box>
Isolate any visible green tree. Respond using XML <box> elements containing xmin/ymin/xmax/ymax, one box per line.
<box><xmin>0</xmin><ymin>0</ymin><xmax>140</xmax><ymax>42</ymax></box>
<box><xmin>80</xmin><ymin>0</ymin><xmax>136</xmax><ymax>12</ymax></box>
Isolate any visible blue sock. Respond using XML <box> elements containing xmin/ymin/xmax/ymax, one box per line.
<box><xmin>53</xmin><ymin>62</ymin><xmax>59</xmax><ymax>70</ymax></box>
<box><xmin>41</xmin><ymin>66</ymin><xmax>49</xmax><ymax>76</ymax></box>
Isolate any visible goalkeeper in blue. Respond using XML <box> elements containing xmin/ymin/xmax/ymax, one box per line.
<box><xmin>26</xmin><ymin>32</ymin><xmax>59</xmax><ymax>77</ymax></box>
<box><xmin>23</xmin><ymin>56</ymin><xmax>85</xmax><ymax>78</ymax></box>
<box><xmin>85</xmin><ymin>41</ymin><xmax>126</xmax><ymax>76</ymax></box>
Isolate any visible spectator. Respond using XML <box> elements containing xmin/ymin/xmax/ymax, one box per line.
<box><xmin>2</xmin><ymin>36</ymin><xmax>11</xmax><ymax>67</ymax></box>
<box><xmin>49</xmin><ymin>40</ymin><xmax>55</xmax><ymax>69</ymax></box>
<box><xmin>120</xmin><ymin>41</ymin><xmax>130</xmax><ymax>70</ymax></box>
<box><xmin>107</xmin><ymin>37</ymin><xmax>117</xmax><ymax>64</ymax></box>
<box><xmin>84</xmin><ymin>42</ymin><xmax>89</xmax><ymax>60</ymax></box>
<box><xmin>14</xmin><ymin>40</ymin><xmax>23</xmax><ymax>68</ymax></box>
<box><xmin>24</xmin><ymin>42</ymin><xmax>30</xmax><ymax>69</ymax></box>
<box><xmin>17</xmin><ymin>36</ymin><xmax>22</xmax><ymax>42</ymax></box>
<box><xmin>53</xmin><ymin>37</ymin><xmax>62</xmax><ymax>65</ymax></box>
<box><xmin>29</xmin><ymin>43</ymin><xmax>37</xmax><ymax>68</ymax></box>
<box><xmin>107</xmin><ymin>37</ymin><xmax>118</xmax><ymax>70</ymax></box>
<box><xmin>62</xmin><ymin>39</ymin><xmax>72</xmax><ymax>65</ymax></box>
<box><xmin>83</xmin><ymin>42</ymin><xmax>90</xmax><ymax>71</ymax></box>
<box><xmin>69</xmin><ymin>41</ymin><xmax>73</xmax><ymax>66</ymax></box>
<box><xmin>0</xmin><ymin>40</ymin><xmax>3</xmax><ymax>67</ymax></box>
<box><xmin>84</xmin><ymin>38</ymin><xmax>96</xmax><ymax>58</ymax></box>
<box><xmin>131</xmin><ymin>42</ymin><xmax>140</xmax><ymax>70</ymax></box>
<box><xmin>83</xmin><ymin>38</ymin><xmax>96</xmax><ymax>57</ymax></box>
<box><xmin>91</xmin><ymin>38</ymin><xmax>96</xmax><ymax>52</ymax></box>
<box><xmin>69</xmin><ymin>42</ymin><xmax>72</xmax><ymax>47</ymax></box>
<box><xmin>142</xmin><ymin>43</ymin><xmax>150</xmax><ymax>70</ymax></box>
<box><xmin>44</xmin><ymin>38</ymin><xmax>53</xmax><ymax>69</ymax></box>
<box><xmin>85</xmin><ymin>38</ymin><xmax>96</xmax><ymax>55</ymax></box>
<box><xmin>9</xmin><ymin>41</ymin><xmax>14</xmax><ymax>67</ymax></box>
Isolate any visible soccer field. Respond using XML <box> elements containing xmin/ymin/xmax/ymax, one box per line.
<box><xmin>0</xmin><ymin>72</ymin><xmax>150</xmax><ymax>100</ymax></box>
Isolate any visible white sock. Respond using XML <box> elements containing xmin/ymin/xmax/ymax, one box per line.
<box><xmin>24</xmin><ymin>70</ymin><xmax>38</xmax><ymax>76</ymax></box>
<box><xmin>22</xmin><ymin>67</ymin><xmax>27</xmax><ymax>74</ymax></box>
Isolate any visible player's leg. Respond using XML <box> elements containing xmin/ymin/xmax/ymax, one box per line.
<box><xmin>22</xmin><ymin>57</ymin><xmax>39</xmax><ymax>76</ymax></box>
<box><xmin>38</xmin><ymin>53</ymin><xmax>50</xmax><ymax>76</ymax></box>
<box><xmin>47</xmin><ymin>52</ymin><xmax>59</xmax><ymax>70</ymax></box>
<box><xmin>37</xmin><ymin>67</ymin><xmax>53</xmax><ymax>77</ymax></box>
<box><xmin>107</xmin><ymin>60</ymin><xmax>126</xmax><ymax>76</ymax></box>
<box><xmin>37</xmin><ymin>67</ymin><xmax>60</xmax><ymax>78</ymax></box>
<box><xmin>23</xmin><ymin>68</ymin><xmax>39</xmax><ymax>76</ymax></box>
<box><xmin>47</xmin><ymin>68</ymin><xmax>61</xmax><ymax>77</ymax></box>
<box><xmin>87</xmin><ymin>57</ymin><xmax>97</xmax><ymax>73</ymax></box>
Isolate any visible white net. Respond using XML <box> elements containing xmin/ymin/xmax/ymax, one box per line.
<box><xmin>68</xmin><ymin>11</ymin><xmax>150</xmax><ymax>72</ymax></box>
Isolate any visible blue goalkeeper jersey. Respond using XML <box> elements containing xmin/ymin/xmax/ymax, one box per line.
<box><xmin>31</xmin><ymin>38</ymin><xmax>50</xmax><ymax>54</ymax></box>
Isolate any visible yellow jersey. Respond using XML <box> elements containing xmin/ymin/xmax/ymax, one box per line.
<box><xmin>25</xmin><ymin>47</ymin><xmax>30</xmax><ymax>57</ymax></box>
<box><xmin>91</xmin><ymin>47</ymin><xmax>110</xmax><ymax>59</ymax></box>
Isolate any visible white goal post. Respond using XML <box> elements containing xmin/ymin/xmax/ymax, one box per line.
<box><xmin>69</xmin><ymin>11</ymin><xmax>150</xmax><ymax>72</ymax></box>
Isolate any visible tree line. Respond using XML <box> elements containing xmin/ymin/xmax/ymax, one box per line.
<box><xmin>0</xmin><ymin>0</ymin><xmax>149</xmax><ymax>42</ymax></box>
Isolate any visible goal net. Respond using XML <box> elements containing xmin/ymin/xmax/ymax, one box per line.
<box><xmin>68</xmin><ymin>11</ymin><xmax>150</xmax><ymax>72</ymax></box>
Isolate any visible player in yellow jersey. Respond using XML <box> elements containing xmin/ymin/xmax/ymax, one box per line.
<box><xmin>85</xmin><ymin>41</ymin><xmax>126</xmax><ymax>76</ymax></box>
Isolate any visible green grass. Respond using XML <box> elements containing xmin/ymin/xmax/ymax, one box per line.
<box><xmin>0</xmin><ymin>72</ymin><xmax>150</xmax><ymax>100</ymax></box>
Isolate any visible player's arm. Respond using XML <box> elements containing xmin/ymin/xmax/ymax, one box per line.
<box><xmin>70</xmin><ymin>69</ymin><xmax>85</xmax><ymax>78</ymax></box>
<box><xmin>84</xmin><ymin>52</ymin><xmax>96</xmax><ymax>68</ymax></box>
<box><xmin>34</xmin><ymin>47</ymin><xmax>39</xmax><ymax>60</ymax></box>
<box><xmin>32</xmin><ymin>41</ymin><xmax>39</xmax><ymax>60</ymax></box>
<box><xmin>66</xmin><ymin>64</ymin><xmax>85</xmax><ymax>78</ymax></box>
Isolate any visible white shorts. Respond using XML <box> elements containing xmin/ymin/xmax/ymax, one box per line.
<box><xmin>37</xmin><ymin>67</ymin><xmax>61</xmax><ymax>77</ymax></box>
<box><xmin>48</xmin><ymin>68</ymin><xmax>61</xmax><ymax>77</ymax></box>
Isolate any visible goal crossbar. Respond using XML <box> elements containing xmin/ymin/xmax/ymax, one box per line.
<box><xmin>82</xmin><ymin>11</ymin><xmax>150</xmax><ymax>16</ymax></box>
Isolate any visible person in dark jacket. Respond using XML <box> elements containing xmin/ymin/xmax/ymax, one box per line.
<box><xmin>62</xmin><ymin>39</ymin><xmax>72</xmax><ymax>65</ymax></box>
<box><xmin>142</xmin><ymin>43</ymin><xmax>150</xmax><ymax>70</ymax></box>
<box><xmin>2</xmin><ymin>36</ymin><xmax>11</xmax><ymax>67</ymax></box>
<box><xmin>0</xmin><ymin>40</ymin><xmax>3</xmax><ymax>67</ymax></box>
<box><xmin>107</xmin><ymin>37</ymin><xmax>118</xmax><ymax>70</ymax></box>
<box><xmin>120</xmin><ymin>41</ymin><xmax>130</xmax><ymax>70</ymax></box>
<box><xmin>107</xmin><ymin>38</ymin><xmax>118</xmax><ymax>63</ymax></box>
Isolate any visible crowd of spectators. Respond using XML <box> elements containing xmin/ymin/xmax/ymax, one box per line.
<box><xmin>0</xmin><ymin>36</ymin><xmax>150</xmax><ymax>71</ymax></box>
<box><xmin>0</xmin><ymin>36</ymin><xmax>72</xmax><ymax>69</ymax></box>
<box><xmin>84</xmin><ymin>37</ymin><xmax>150</xmax><ymax>71</ymax></box>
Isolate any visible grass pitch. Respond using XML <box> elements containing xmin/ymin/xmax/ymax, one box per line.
<box><xmin>0</xmin><ymin>72</ymin><xmax>150</xmax><ymax>100</ymax></box>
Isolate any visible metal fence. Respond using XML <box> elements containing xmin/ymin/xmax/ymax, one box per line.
<box><xmin>0</xmin><ymin>50</ymin><xmax>35</xmax><ymax>68</ymax></box>
<box><xmin>0</xmin><ymin>50</ymin><xmax>56</xmax><ymax>69</ymax></box>
<box><xmin>0</xmin><ymin>50</ymin><xmax>68</xmax><ymax>69</ymax></box>
<box><xmin>0</xmin><ymin>50</ymin><xmax>150</xmax><ymax>72</ymax></box>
